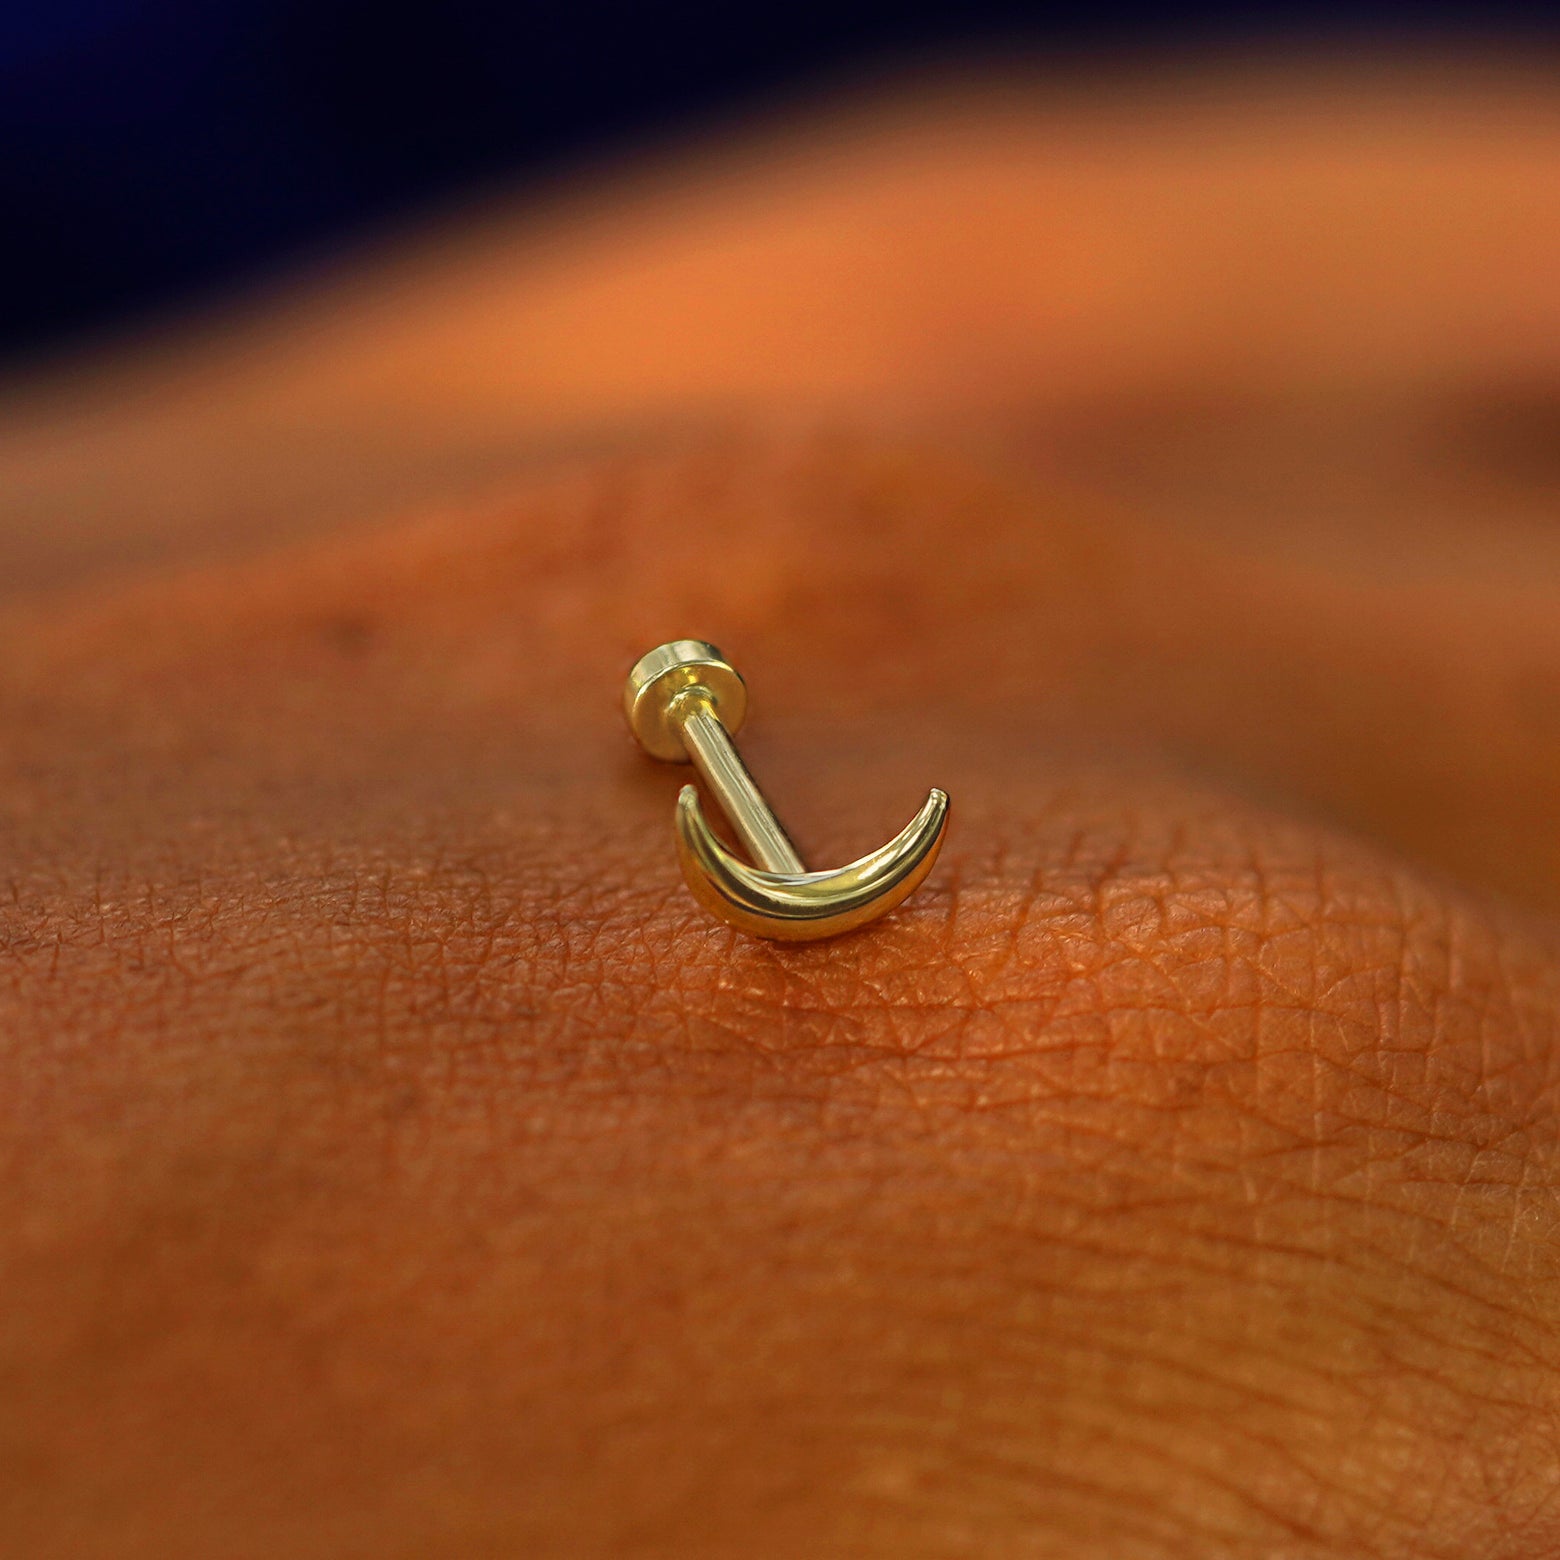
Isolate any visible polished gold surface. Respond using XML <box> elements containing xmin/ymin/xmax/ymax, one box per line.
<box><xmin>624</xmin><ymin>640</ymin><xmax>949</xmax><ymax>940</ymax></box>
<box><xmin>675</xmin><ymin>784</ymin><xmax>950</xmax><ymax>941</ymax></box>
<box><xmin>624</xmin><ymin>640</ymin><xmax>748</xmax><ymax>761</ymax></box>
<box><xmin>676</xmin><ymin>703</ymin><xmax>804</xmax><ymax>875</ymax></box>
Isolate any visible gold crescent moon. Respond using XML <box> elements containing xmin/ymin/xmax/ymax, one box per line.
<box><xmin>674</xmin><ymin>785</ymin><xmax>950</xmax><ymax>941</ymax></box>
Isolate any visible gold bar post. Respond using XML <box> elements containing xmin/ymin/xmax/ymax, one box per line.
<box><xmin>672</xmin><ymin>700</ymin><xmax>804</xmax><ymax>874</ymax></box>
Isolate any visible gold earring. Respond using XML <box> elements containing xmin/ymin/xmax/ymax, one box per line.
<box><xmin>624</xmin><ymin>640</ymin><xmax>949</xmax><ymax>941</ymax></box>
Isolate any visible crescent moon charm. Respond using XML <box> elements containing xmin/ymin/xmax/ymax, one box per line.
<box><xmin>674</xmin><ymin>784</ymin><xmax>949</xmax><ymax>941</ymax></box>
<box><xmin>624</xmin><ymin>640</ymin><xmax>950</xmax><ymax>942</ymax></box>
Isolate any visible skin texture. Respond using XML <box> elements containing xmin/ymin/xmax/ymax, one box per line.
<box><xmin>3</xmin><ymin>61</ymin><xmax>1560</xmax><ymax>1559</ymax></box>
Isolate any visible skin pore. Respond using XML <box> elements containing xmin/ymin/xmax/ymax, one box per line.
<box><xmin>2</xmin><ymin>64</ymin><xmax>1560</xmax><ymax>1558</ymax></box>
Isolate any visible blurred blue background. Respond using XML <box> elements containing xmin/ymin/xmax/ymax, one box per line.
<box><xmin>2</xmin><ymin>0</ymin><xmax>1555</xmax><ymax>365</ymax></box>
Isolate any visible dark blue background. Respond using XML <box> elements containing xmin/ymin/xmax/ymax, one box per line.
<box><xmin>2</xmin><ymin>0</ymin><xmax>1555</xmax><ymax>364</ymax></box>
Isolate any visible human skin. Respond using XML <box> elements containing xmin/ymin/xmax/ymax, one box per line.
<box><xmin>2</xmin><ymin>64</ymin><xmax>1560</xmax><ymax>1558</ymax></box>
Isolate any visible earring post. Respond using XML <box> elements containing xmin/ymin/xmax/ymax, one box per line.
<box><xmin>672</xmin><ymin>698</ymin><xmax>804</xmax><ymax>874</ymax></box>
